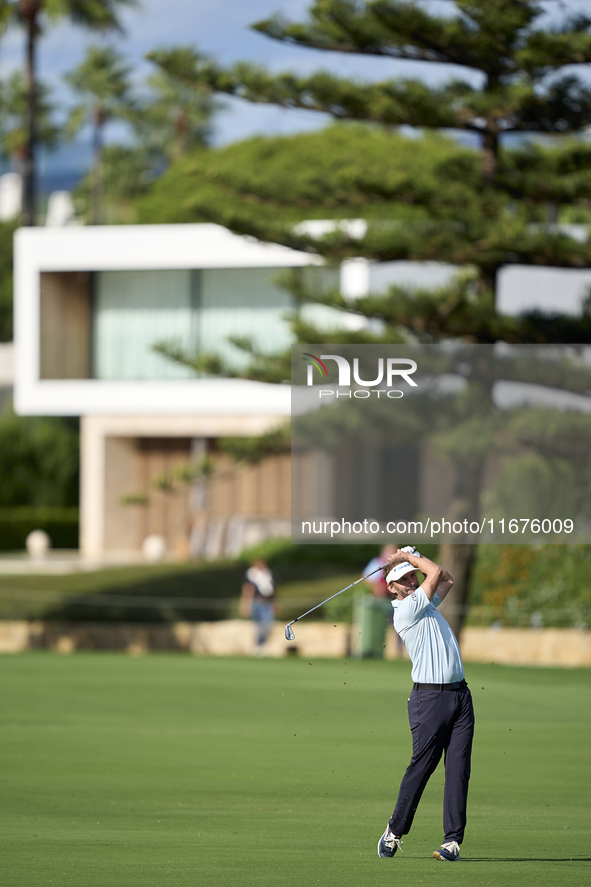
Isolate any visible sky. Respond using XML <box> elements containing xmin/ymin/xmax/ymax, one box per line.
<box><xmin>0</xmin><ymin>0</ymin><xmax>476</xmax><ymax>187</ymax></box>
<box><xmin>0</xmin><ymin>0</ymin><xmax>485</xmax><ymax>143</ymax></box>
<box><xmin>0</xmin><ymin>0</ymin><xmax>589</xmax><ymax>189</ymax></box>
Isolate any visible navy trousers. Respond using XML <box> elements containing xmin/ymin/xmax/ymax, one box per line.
<box><xmin>388</xmin><ymin>684</ymin><xmax>475</xmax><ymax>844</ymax></box>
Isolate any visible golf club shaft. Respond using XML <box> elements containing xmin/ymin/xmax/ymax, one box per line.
<box><xmin>287</xmin><ymin>564</ymin><xmax>385</xmax><ymax>629</ymax></box>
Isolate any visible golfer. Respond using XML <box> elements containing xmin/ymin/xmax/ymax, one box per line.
<box><xmin>377</xmin><ymin>547</ymin><xmax>474</xmax><ymax>863</ymax></box>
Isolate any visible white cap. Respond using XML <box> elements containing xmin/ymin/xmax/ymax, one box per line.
<box><xmin>386</xmin><ymin>562</ymin><xmax>417</xmax><ymax>584</ymax></box>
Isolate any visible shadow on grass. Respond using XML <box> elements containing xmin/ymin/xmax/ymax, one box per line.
<box><xmin>30</xmin><ymin>562</ymin><xmax>247</xmax><ymax>623</ymax></box>
<box><xmin>466</xmin><ymin>857</ymin><xmax>591</xmax><ymax>862</ymax></box>
<box><xmin>0</xmin><ymin>560</ymin><xmax>358</xmax><ymax>623</ymax></box>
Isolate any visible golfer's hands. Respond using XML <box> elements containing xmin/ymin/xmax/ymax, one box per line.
<box><xmin>387</xmin><ymin>546</ymin><xmax>422</xmax><ymax>567</ymax></box>
<box><xmin>401</xmin><ymin>545</ymin><xmax>421</xmax><ymax>558</ymax></box>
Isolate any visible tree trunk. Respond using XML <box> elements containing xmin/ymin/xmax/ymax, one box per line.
<box><xmin>436</xmin><ymin>543</ymin><xmax>477</xmax><ymax>641</ymax></box>
<box><xmin>91</xmin><ymin>107</ymin><xmax>105</xmax><ymax>224</ymax></box>
<box><xmin>482</xmin><ymin>128</ymin><xmax>498</xmax><ymax>186</ymax></box>
<box><xmin>22</xmin><ymin>8</ymin><xmax>38</xmax><ymax>226</ymax></box>
<box><xmin>437</xmin><ymin>453</ymin><xmax>487</xmax><ymax>640</ymax></box>
<box><xmin>174</xmin><ymin>108</ymin><xmax>189</xmax><ymax>159</ymax></box>
<box><xmin>479</xmin><ymin>265</ymin><xmax>497</xmax><ymax>297</ymax></box>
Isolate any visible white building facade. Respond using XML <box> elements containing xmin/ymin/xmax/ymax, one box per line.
<box><xmin>15</xmin><ymin>224</ymin><xmax>329</xmax><ymax>558</ymax></box>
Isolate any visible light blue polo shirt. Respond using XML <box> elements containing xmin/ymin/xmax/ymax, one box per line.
<box><xmin>392</xmin><ymin>587</ymin><xmax>464</xmax><ymax>684</ymax></box>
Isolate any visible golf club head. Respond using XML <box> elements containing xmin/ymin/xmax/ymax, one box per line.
<box><xmin>285</xmin><ymin>624</ymin><xmax>295</xmax><ymax>641</ymax></box>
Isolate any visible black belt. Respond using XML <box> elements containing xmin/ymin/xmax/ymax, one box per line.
<box><xmin>413</xmin><ymin>680</ymin><xmax>467</xmax><ymax>690</ymax></box>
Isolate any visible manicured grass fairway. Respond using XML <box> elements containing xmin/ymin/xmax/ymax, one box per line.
<box><xmin>0</xmin><ymin>654</ymin><xmax>590</xmax><ymax>887</ymax></box>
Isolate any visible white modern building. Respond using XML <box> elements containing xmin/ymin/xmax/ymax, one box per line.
<box><xmin>15</xmin><ymin>224</ymin><xmax>336</xmax><ymax>559</ymax></box>
<box><xmin>14</xmin><ymin>222</ymin><xmax>591</xmax><ymax>559</ymax></box>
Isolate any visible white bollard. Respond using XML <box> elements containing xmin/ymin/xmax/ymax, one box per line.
<box><xmin>142</xmin><ymin>534</ymin><xmax>167</xmax><ymax>563</ymax></box>
<box><xmin>26</xmin><ymin>529</ymin><xmax>51</xmax><ymax>560</ymax></box>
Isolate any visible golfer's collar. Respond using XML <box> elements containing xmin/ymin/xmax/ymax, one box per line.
<box><xmin>391</xmin><ymin>587</ymin><xmax>421</xmax><ymax>607</ymax></box>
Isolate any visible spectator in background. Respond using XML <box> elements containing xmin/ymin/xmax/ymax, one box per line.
<box><xmin>363</xmin><ymin>544</ymin><xmax>403</xmax><ymax>656</ymax></box>
<box><xmin>364</xmin><ymin>545</ymin><xmax>397</xmax><ymax>598</ymax></box>
<box><xmin>239</xmin><ymin>558</ymin><xmax>277</xmax><ymax>655</ymax></box>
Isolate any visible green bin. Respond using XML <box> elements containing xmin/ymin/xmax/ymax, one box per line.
<box><xmin>353</xmin><ymin>594</ymin><xmax>392</xmax><ymax>658</ymax></box>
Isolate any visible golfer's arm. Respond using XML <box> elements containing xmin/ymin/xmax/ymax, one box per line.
<box><xmin>434</xmin><ymin>572</ymin><xmax>454</xmax><ymax>602</ymax></box>
<box><xmin>404</xmin><ymin>553</ymin><xmax>449</xmax><ymax>602</ymax></box>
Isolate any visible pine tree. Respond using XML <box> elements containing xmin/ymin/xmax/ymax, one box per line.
<box><xmin>146</xmin><ymin>1</ymin><xmax>591</xmax><ymax>635</ymax></box>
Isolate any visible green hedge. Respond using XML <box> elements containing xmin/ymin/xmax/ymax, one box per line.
<box><xmin>241</xmin><ymin>537</ymin><xmax>440</xmax><ymax>569</ymax></box>
<box><xmin>0</xmin><ymin>507</ymin><xmax>79</xmax><ymax>551</ymax></box>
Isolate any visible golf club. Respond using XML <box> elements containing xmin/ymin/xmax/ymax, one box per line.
<box><xmin>285</xmin><ymin>564</ymin><xmax>386</xmax><ymax>641</ymax></box>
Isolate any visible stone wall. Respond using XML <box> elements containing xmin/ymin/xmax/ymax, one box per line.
<box><xmin>0</xmin><ymin>620</ymin><xmax>589</xmax><ymax>666</ymax></box>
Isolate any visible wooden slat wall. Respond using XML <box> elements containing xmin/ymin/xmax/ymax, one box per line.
<box><xmin>205</xmin><ymin>453</ymin><xmax>291</xmax><ymax>517</ymax></box>
<box><xmin>39</xmin><ymin>272</ymin><xmax>91</xmax><ymax>379</ymax></box>
<box><xmin>105</xmin><ymin>441</ymin><xmax>291</xmax><ymax>554</ymax></box>
<box><xmin>105</xmin><ymin>437</ymin><xmax>192</xmax><ymax>554</ymax></box>
<box><xmin>138</xmin><ymin>438</ymin><xmax>192</xmax><ymax>555</ymax></box>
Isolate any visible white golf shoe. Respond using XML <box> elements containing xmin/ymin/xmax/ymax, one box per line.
<box><xmin>377</xmin><ymin>827</ymin><xmax>403</xmax><ymax>858</ymax></box>
<box><xmin>432</xmin><ymin>840</ymin><xmax>461</xmax><ymax>861</ymax></box>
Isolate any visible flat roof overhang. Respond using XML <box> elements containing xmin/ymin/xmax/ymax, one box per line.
<box><xmin>14</xmin><ymin>223</ymin><xmax>315</xmax><ymax>416</ymax></box>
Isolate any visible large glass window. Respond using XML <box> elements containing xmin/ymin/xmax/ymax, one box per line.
<box><xmin>199</xmin><ymin>268</ymin><xmax>294</xmax><ymax>368</ymax></box>
<box><xmin>40</xmin><ymin>265</ymin><xmax>341</xmax><ymax>381</ymax></box>
<box><xmin>93</xmin><ymin>270</ymin><xmax>197</xmax><ymax>380</ymax></box>
<box><xmin>92</xmin><ymin>267</ymin><xmax>302</xmax><ymax>379</ymax></box>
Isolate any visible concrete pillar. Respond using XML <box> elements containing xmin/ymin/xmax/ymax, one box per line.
<box><xmin>80</xmin><ymin>416</ymin><xmax>106</xmax><ymax>558</ymax></box>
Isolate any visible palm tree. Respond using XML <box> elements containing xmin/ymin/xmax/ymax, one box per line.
<box><xmin>137</xmin><ymin>47</ymin><xmax>218</xmax><ymax>162</ymax></box>
<box><xmin>65</xmin><ymin>45</ymin><xmax>132</xmax><ymax>223</ymax></box>
<box><xmin>0</xmin><ymin>0</ymin><xmax>138</xmax><ymax>225</ymax></box>
<box><xmin>66</xmin><ymin>46</ymin><xmax>219</xmax><ymax>224</ymax></box>
<box><xmin>0</xmin><ymin>70</ymin><xmax>60</xmax><ymax>171</ymax></box>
